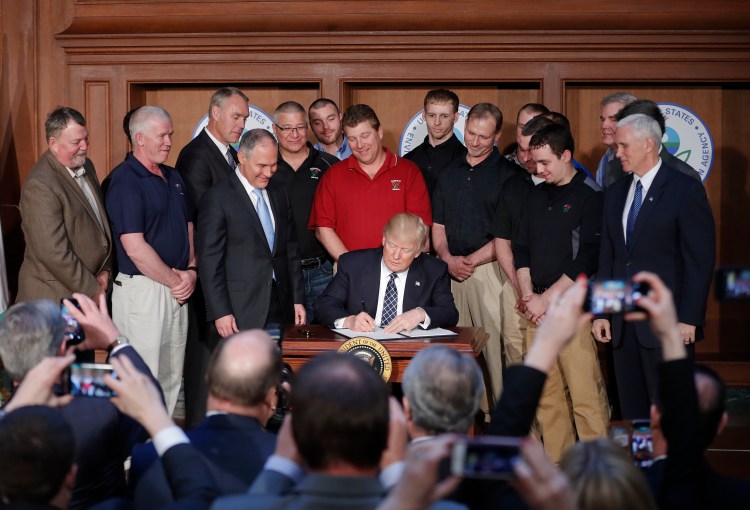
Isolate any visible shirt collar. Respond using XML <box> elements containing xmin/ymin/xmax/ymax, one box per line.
<box><xmin>633</xmin><ymin>158</ymin><xmax>662</xmax><ymax>192</ymax></box>
<box><xmin>204</xmin><ymin>127</ymin><xmax>231</xmax><ymax>156</ymax></box>
<box><xmin>379</xmin><ymin>257</ymin><xmax>410</xmax><ymax>279</ymax></box>
<box><xmin>65</xmin><ymin>165</ymin><xmax>85</xmax><ymax>179</ymax></box>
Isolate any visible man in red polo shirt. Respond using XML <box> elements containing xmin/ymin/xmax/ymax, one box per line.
<box><xmin>309</xmin><ymin>104</ymin><xmax>432</xmax><ymax>261</ymax></box>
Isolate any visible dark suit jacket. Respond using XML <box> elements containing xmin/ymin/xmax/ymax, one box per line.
<box><xmin>56</xmin><ymin>346</ymin><xmax>158</xmax><ymax>510</ymax></box>
<box><xmin>90</xmin><ymin>443</ymin><xmax>219</xmax><ymax>510</ymax></box>
<box><xmin>176</xmin><ymin>129</ymin><xmax>237</xmax><ymax>222</ymax></box>
<box><xmin>597</xmin><ymin>162</ymin><xmax>715</xmax><ymax>348</ymax></box>
<box><xmin>605</xmin><ymin>146</ymin><xmax>702</xmax><ymax>188</ymax></box>
<box><xmin>130</xmin><ymin>414</ymin><xmax>276</xmax><ymax>509</ymax></box>
<box><xmin>197</xmin><ymin>172</ymin><xmax>304</xmax><ymax>329</ymax></box>
<box><xmin>18</xmin><ymin>150</ymin><xmax>112</xmax><ymax>302</ymax></box>
<box><xmin>315</xmin><ymin>248</ymin><xmax>458</xmax><ymax>329</ymax></box>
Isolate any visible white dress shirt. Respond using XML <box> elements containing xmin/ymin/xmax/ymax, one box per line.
<box><xmin>235</xmin><ymin>167</ymin><xmax>275</xmax><ymax>230</ymax></box>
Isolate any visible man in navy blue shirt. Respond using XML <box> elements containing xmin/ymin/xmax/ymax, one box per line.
<box><xmin>105</xmin><ymin>105</ymin><xmax>197</xmax><ymax>415</ymax></box>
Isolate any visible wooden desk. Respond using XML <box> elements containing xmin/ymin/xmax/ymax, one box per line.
<box><xmin>282</xmin><ymin>325</ymin><xmax>489</xmax><ymax>384</ymax></box>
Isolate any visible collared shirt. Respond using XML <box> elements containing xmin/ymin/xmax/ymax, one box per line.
<box><xmin>235</xmin><ymin>167</ymin><xmax>275</xmax><ymax>230</ymax></box>
<box><xmin>433</xmin><ymin>149</ymin><xmax>519</xmax><ymax>256</ymax></box>
<box><xmin>274</xmin><ymin>143</ymin><xmax>339</xmax><ymax>259</ymax></box>
<box><xmin>404</xmin><ymin>134</ymin><xmax>466</xmax><ymax>198</ymax></box>
<box><xmin>105</xmin><ymin>153</ymin><xmax>191</xmax><ymax>275</ymax></box>
<box><xmin>491</xmin><ymin>166</ymin><xmax>540</xmax><ymax>243</ymax></box>
<box><xmin>596</xmin><ymin>147</ymin><xmax>616</xmax><ymax>188</ymax></box>
<box><xmin>204</xmin><ymin>127</ymin><xmax>234</xmax><ymax>165</ymax></box>
<box><xmin>514</xmin><ymin>170</ymin><xmax>603</xmax><ymax>288</ymax></box>
<box><xmin>622</xmin><ymin>159</ymin><xmax>662</xmax><ymax>238</ymax></box>
<box><xmin>309</xmin><ymin>147</ymin><xmax>431</xmax><ymax>252</ymax></box>
<box><xmin>314</xmin><ymin>137</ymin><xmax>352</xmax><ymax>160</ymax></box>
<box><xmin>332</xmin><ymin>258</ymin><xmax>430</xmax><ymax>330</ymax></box>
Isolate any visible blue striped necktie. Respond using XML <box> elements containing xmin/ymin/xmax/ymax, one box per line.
<box><xmin>381</xmin><ymin>273</ymin><xmax>398</xmax><ymax>326</ymax></box>
<box><xmin>626</xmin><ymin>180</ymin><xmax>643</xmax><ymax>249</ymax></box>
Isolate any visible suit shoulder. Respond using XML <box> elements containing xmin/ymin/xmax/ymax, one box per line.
<box><xmin>582</xmin><ymin>174</ymin><xmax>602</xmax><ymax>193</ymax></box>
<box><xmin>418</xmin><ymin>253</ymin><xmax>449</xmax><ymax>273</ymax></box>
<box><xmin>338</xmin><ymin>248</ymin><xmax>379</xmax><ymax>267</ymax></box>
<box><xmin>313</xmin><ymin>149</ymin><xmax>340</xmax><ymax>168</ymax></box>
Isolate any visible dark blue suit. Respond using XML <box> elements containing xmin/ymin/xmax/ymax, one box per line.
<box><xmin>597</xmin><ymin>162</ymin><xmax>715</xmax><ymax>418</ymax></box>
<box><xmin>130</xmin><ymin>414</ymin><xmax>276</xmax><ymax>509</ymax></box>
<box><xmin>315</xmin><ymin>248</ymin><xmax>458</xmax><ymax>329</ymax></box>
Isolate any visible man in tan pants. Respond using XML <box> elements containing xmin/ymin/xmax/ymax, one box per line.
<box><xmin>433</xmin><ymin>103</ymin><xmax>522</xmax><ymax>407</ymax></box>
<box><xmin>514</xmin><ymin>122</ymin><xmax>609</xmax><ymax>462</ymax></box>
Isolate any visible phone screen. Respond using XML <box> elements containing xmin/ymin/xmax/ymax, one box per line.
<box><xmin>631</xmin><ymin>420</ymin><xmax>654</xmax><ymax>468</ymax></box>
<box><xmin>60</xmin><ymin>298</ymin><xmax>85</xmax><ymax>345</ymax></box>
<box><xmin>451</xmin><ymin>437</ymin><xmax>521</xmax><ymax>480</ymax></box>
<box><xmin>586</xmin><ymin>280</ymin><xmax>651</xmax><ymax>314</ymax></box>
<box><xmin>64</xmin><ymin>363</ymin><xmax>116</xmax><ymax>398</ymax></box>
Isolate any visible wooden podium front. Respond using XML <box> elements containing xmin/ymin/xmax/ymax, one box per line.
<box><xmin>281</xmin><ymin>325</ymin><xmax>489</xmax><ymax>384</ymax></box>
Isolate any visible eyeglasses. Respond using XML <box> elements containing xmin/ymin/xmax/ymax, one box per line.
<box><xmin>274</xmin><ymin>124</ymin><xmax>308</xmax><ymax>135</ymax></box>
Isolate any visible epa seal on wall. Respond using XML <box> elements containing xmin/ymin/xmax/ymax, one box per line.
<box><xmin>399</xmin><ymin>104</ymin><xmax>471</xmax><ymax>157</ymax></box>
<box><xmin>191</xmin><ymin>105</ymin><xmax>275</xmax><ymax>146</ymax></box>
<box><xmin>657</xmin><ymin>103</ymin><xmax>713</xmax><ymax>182</ymax></box>
<box><xmin>337</xmin><ymin>337</ymin><xmax>393</xmax><ymax>382</ymax></box>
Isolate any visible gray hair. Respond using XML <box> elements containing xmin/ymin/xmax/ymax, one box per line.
<box><xmin>129</xmin><ymin>106</ymin><xmax>172</xmax><ymax>142</ymax></box>
<box><xmin>208</xmin><ymin>87</ymin><xmax>249</xmax><ymax>116</ymax></box>
<box><xmin>0</xmin><ymin>300</ymin><xmax>65</xmax><ymax>381</ymax></box>
<box><xmin>402</xmin><ymin>345</ymin><xmax>484</xmax><ymax>434</ymax></box>
<box><xmin>617</xmin><ymin>113</ymin><xmax>663</xmax><ymax>148</ymax></box>
<box><xmin>383</xmin><ymin>213</ymin><xmax>428</xmax><ymax>251</ymax></box>
<box><xmin>601</xmin><ymin>92</ymin><xmax>637</xmax><ymax>109</ymax></box>
<box><xmin>273</xmin><ymin>101</ymin><xmax>307</xmax><ymax>124</ymax></box>
<box><xmin>237</xmin><ymin>128</ymin><xmax>277</xmax><ymax>156</ymax></box>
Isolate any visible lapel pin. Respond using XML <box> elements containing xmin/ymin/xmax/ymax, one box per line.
<box><xmin>415</xmin><ymin>281</ymin><xmax>421</xmax><ymax>286</ymax></box>
<box><xmin>649</xmin><ymin>197</ymin><xmax>653</xmax><ymax>202</ymax></box>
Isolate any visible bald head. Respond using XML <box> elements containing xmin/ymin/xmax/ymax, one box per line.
<box><xmin>206</xmin><ymin>330</ymin><xmax>282</xmax><ymax>409</ymax></box>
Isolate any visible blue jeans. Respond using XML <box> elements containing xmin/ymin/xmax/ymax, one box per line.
<box><xmin>303</xmin><ymin>259</ymin><xmax>333</xmax><ymax>324</ymax></box>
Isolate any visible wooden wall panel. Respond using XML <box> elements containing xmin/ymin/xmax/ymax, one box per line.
<box><xmin>84</xmin><ymin>81</ymin><xmax>111</xmax><ymax>182</ymax></box>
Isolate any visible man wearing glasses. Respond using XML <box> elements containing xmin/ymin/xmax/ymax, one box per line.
<box><xmin>272</xmin><ymin>101</ymin><xmax>339</xmax><ymax>324</ymax></box>
<box><xmin>309</xmin><ymin>104</ymin><xmax>432</xmax><ymax>264</ymax></box>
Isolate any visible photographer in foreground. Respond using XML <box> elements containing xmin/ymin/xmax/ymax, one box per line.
<box><xmin>0</xmin><ymin>293</ymin><xmax>160</xmax><ymax>509</ymax></box>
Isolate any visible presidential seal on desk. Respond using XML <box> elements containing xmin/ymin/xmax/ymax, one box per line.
<box><xmin>337</xmin><ymin>337</ymin><xmax>393</xmax><ymax>382</ymax></box>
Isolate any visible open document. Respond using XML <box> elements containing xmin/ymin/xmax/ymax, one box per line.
<box><xmin>332</xmin><ymin>327</ymin><xmax>458</xmax><ymax>341</ymax></box>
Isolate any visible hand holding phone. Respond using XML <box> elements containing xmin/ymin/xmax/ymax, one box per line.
<box><xmin>63</xmin><ymin>363</ymin><xmax>117</xmax><ymax>398</ymax></box>
<box><xmin>451</xmin><ymin>436</ymin><xmax>521</xmax><ymax>480</ymax></box>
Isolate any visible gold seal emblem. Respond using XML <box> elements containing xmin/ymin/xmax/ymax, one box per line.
<box><xmin>337</xmin><ymin>337</ymin><xmax>393</xmax><ymax>382</ymax></box>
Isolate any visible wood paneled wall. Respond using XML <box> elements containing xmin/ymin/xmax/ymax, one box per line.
<box><xmin>2</xmin><ymin>0</ymin><xmax>750</xmax><ymax>355</ymax></box>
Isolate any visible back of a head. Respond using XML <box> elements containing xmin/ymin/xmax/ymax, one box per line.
<box><xmin>547</xmin><ymin>111</ymin><xmax>571</xmax><ymax>129</ymax></box>
<box><xmin>402</xmin><ymin>345</ymin><xmax>484</xmax><ymax>434</ymax></box>
<box><xmin>521</xmin><ymin>115</ymin><xmax>554</xmax><ymax>138</ymax></box>
<box><xmin>206</xmin><ymin>330</ymin><xmax>282</xmax><ymax>408</ymax></box>
<box><xmin>694</xmin><ymin>364</ymin><xmax>727</xmax><ymax>448</ymax></box>
<box><xmin>560</xmin><ymin>439</ymin><xmax>658</xmax><ymax>510</ymax></box>
<box><xmin>291</xmin><ymin>352</ymin><xmax>389</xmax><ymax>471</ymax></box>
<box><xmin>616</xmin><ymin>99</ymin><xmax>666</xmax><ymax>136</ymax></box>
<box><xmin>0</xmin><ymin>300</ymin><xmax>65</xmax><ymax>381</ymax></box>
<box><xmin>519</xmin><ymin>103</ymin><xmax>550</xmax><ymax>120</ymax></box>
<box><xmin>0</xmin><ymin>406</ymin><xmax>75</xmax><ymax>504</ymax></box>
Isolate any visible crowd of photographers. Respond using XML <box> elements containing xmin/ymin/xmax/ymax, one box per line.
<box><xmin>1</xmin><ymin>271</ymin><xmax>748</xmax><ymax>510</ymax></box>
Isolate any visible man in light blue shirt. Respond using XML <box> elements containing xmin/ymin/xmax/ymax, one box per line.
<box><xmin>309</xmin><ymin>98</ymin><xmax>352</xmax><ymax>159</ymax></box>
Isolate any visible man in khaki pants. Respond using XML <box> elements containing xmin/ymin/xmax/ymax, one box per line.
<box><xmin>432</xmin><ymin>103</ymin><xmax>522</xmax><ymax>409</ymax></box>
<box><xmin>514</xmin><ymin>122</ymin><xmax>609</xmax><ymax>463</ymax></box>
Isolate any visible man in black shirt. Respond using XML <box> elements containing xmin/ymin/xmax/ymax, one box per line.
<box><xmin>492</xmin><ymin>115</ymin><xmax>554</xmax><ymax>367</ymax></box>
<box><xmin>513</xmin><ymin>123</ymin><xmax>609</xmax><ymax>463</ymax></box>
<box><xmin>272</xmin><ymin>101</ymin><xmax>339</xmax><ymax>324</ymax></box>
<box><xmin>432</xmin><ymin>102</ymin><xmax>521</xmax><ymax>408</ymax></box>
<box><xmin>404</xmin><ymin>89</ymin><xmax>466</xmax><ymax>198</ymax></box>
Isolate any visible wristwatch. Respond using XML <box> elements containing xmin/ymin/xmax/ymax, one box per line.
<box><xmin>107</xmin><ymin>335</ymin><xmax>130</xmax><ymax>353</ymax></box>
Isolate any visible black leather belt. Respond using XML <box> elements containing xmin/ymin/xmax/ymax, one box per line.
<box><xmin>301</xmin><ymin>255</ymin><xmax>326</xmax><ymax>270</ymax></box>
<box><xmin>533</xmin><ymin>285</ymin><xmax>549</xmax><ymax>295</ymax></box>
